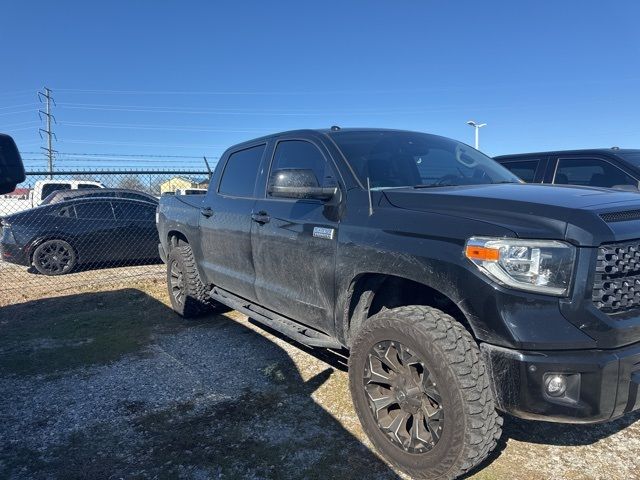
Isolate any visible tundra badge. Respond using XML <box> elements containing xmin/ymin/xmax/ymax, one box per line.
<box><xmin>313</xmin><ymin>227</ymin><xmax>335</xmax><ymax>240</ymax></box>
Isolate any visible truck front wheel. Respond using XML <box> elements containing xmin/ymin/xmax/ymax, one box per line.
<box><xmin>166</xmin><ymin>245</ymin><xmax>230</xmax><ymax>318</ymax></box>
<box><xmin>348</xmin><ymin>305</ymin><xmax>502</xmax><ymax>480</ymax></box>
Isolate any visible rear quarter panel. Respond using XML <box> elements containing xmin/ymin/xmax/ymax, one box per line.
<box><xmin>157</xmin><ymin>195</ymin><xmax>205</xmax><ymax>256</ymax></box>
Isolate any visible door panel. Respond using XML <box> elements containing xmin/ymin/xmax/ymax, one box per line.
<box><xmin>199</xmin><ymin>196</ymin><xmax>257</xmax><ymax>301</ymax></box>
<box><xmin>112</xmin><ymin>201</ymin><xmax>159</xmax><ymax>260</ymax></box>
<box><xmin>251</xmin><ymin>139</ymin><xmax>340</xmax><ymax>333</ymax></box>
<box><xmin>198</xmin><ymin>143</ymin><xmax>266</xmax><ymax>301</ymax></box>
<box><xmin>71</xmin><ymin>201</ymin><xmax>121</xmax><ymax>263</ymax></box>
<box><xmin>252</xmin><ymin>200</ymin><xmax>338</xmax><ymax>332</ymax></box>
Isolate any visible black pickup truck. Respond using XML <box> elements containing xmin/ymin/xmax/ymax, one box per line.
<box><xmin>157</xmin><ymin>128</ymin><xmax>640</xmax><ymax>480</ymax></box>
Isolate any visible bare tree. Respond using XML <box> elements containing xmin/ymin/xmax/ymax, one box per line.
<box><xmin>117</xmin><ymin>174</ymin><xmax>145</xmax><ymax>191</ymax></box>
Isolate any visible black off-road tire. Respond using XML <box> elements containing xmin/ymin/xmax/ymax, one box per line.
<box><xmin>349</xmin><ymin>305</ymin><xmax>502</xmax><ymax>480</ymax></box>
<box><xmin>167</xmin><ymin>245</ymin><xmax>230</xmax><ymax>318</ymax></box>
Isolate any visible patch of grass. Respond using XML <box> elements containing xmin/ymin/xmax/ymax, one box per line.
<box><xmin>0</xmin><ymin>287</ymin><xmax>210</xmax><ymax>377</ymax></box>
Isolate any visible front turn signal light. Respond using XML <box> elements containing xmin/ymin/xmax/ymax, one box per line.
<box><xmin>465</xmin><ymin>245</ymin><xmax>500</xmax><ymax>262</ymax></box>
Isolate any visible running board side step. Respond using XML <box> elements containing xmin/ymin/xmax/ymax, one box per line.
<box><xmin>209</xmin><ymin>286</ymin><xmax>343</xmax><ymax>349</ymax></box>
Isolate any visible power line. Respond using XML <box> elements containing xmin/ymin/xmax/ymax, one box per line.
<box><xmin>21</xmin><ymin>157</ymin><xmax>209</xmax><ymax>164</ymax></box>
<box><xmin>61</xmin><ymin>139</ymin><xmax>229</xmax><ymax>148</ymax></box>
<box><xmin>21</xmin><ymin>151</ymin><xmax>212</xmax><ymax>159</ymax></box>
<box><xmin>0</xmin><ymin>89</ymin><xmax>34</xmax><ymax>95</ymax></box>
<box><xmin>56</xmin><ymin>103</ymin><xmax>446</xmax><ymax>117</ymax></box>
<box><xmin>55</xmin><ymin>88</ymin><xmax>360</xmax><ymax>95</ymax></box>
<box><xmin>58</xmin><ymin>121</ymin><xmax>267</xmax><ymax>133</ymax></box>
<box><xmin>1</xmin><ymin>121</ymin><xmax>40</xmax><ymax>129</ymax></box>
<box><xmin>2</xmin><ymin>125</ymin><xmax>40</xmax><ymax>132</ymax></box>
<box><xmin>0</xmin><ymin>103</ymin><xmax>38</xmax><ymax>110</ymax></box>
<box><xmin>0</xmin><ymin>108</ymin><xmax>38</xmax><ymax>117</ymax></box>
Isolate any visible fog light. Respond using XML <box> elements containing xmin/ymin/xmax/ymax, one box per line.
<box><xmin>545</xmin><ymin>375</ymin><xmax>567</xmax><ymax>397</ymax></box>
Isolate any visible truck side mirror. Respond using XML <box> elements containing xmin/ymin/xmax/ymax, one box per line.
<box><xmin>268</xmin><ymin>168</ymin><xmax>337</xmax><ymax>201</ymax></box>
<box><xmin>0</xmin><ymin>134</ymin><xmax>25</xmax><ymax>195</ymax></box>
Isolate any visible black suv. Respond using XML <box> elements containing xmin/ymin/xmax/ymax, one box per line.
<box><xmin>495</xmin><ymin>148</ymin><xmax>640</xmax><ymax>190</ymax></box>
<box><xmin>158</xmin><ymin>129</ymin><xmax>640</xmax><ymax>480</ymax></box>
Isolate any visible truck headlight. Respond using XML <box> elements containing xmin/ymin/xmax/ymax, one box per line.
<box><xmin>465</xmin><ymin>237</ymin><xmax>575</xmax><ymax>296</ymax></box>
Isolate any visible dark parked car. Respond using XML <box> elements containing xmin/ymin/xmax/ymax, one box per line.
<box><xmin>1</xmin><ymin>197</ymin><xmax>159</xmax><ymax>275</ymax></box>
<box><xmin>41</xmin><ymin>187</ymin><xmax>158</xmax><ymax>206</ymax></box>
<box><xmin>495</xmin><ymin>148</ymin><xmax>640</xmax><ymax>190</ymax></box>
<box><xmin>158</xmin><ymin>128</ymin><xmax>640</xmax><ymax>479</ymax></box>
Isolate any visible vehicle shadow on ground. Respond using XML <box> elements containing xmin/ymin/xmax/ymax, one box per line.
<box><xmin>501</xmin><ymin>409</ymin><xmax>640</xmax><ymax>446</ymax></box>
<box><xmin>0</xmin><ymin>288</ymin><xmax>399</xmax><ymax>480</ymax></box>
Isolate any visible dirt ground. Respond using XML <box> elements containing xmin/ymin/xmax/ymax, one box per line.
<box><xmin>1</xmin><ymin>275</ymin><xmax>639</xmax><ymax>480</ymax></box>
<box><xmin>0</xmin><ymin>260</ymin><xmax>164</xmax><ymax>307</ymax></box>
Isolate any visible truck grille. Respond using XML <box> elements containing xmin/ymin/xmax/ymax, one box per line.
<box><xmin>593</xmin><ymin>241</ymin><xmax>640</xmax><ymax>313</ymax></box>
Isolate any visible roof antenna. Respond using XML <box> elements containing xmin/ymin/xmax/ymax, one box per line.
<box><xmin>367</xmin><ymin>177</ymin><xmax>374</xmax><ymax>216</ymax></box>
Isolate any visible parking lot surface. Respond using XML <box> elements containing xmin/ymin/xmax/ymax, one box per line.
<box><xmin>1</xmin><ymin>277</ymin><xmax>639</xmax><ymax>479</ymax></box>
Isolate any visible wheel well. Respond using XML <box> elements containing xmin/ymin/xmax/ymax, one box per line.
<box><xmin>345</xmin><ymin>273</ymin><xmax>474</xmax><ymax>346</ymax></box>
<box><xmin>29</xmin><ymin>236</ymin><xmax>78</xmax><ymax>263</ymax></box>
<box><xmin>168</xmin><ymin>231</ymin><xmax>189</xmax><ymax>249</ymax></box>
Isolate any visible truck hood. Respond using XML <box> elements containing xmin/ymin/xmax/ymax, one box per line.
<box><xmin>383</xmin><ymin>183</ymin><xmax>640</xmax><ymax>246</ymax></box>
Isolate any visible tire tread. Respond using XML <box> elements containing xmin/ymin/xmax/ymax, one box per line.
<box><xmin>349</xmin><ymin>305</ymin><xmax>502</xmax><ymax>480</ymax></box>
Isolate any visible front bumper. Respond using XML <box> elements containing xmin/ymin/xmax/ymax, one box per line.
<box><xmin>482</xmin><ymin>341</ymin><xmax>640</xmax><ymax>423</ymax></box>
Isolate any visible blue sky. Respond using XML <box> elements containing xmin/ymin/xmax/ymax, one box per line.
<box><xmin>1</xmin><ymin>1</ymin><xmax>639</xmax><ymax>170</ymax></box>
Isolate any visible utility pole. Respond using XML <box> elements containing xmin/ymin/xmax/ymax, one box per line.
<box><xmin>38</xmin><ymin>87</ymin><xmax>57</xmax><ymax>178</ymax></box>
<box><xmin>203</xmin><ymin>156</ymin><xmax>212</xmax><ymax>180</ymax></box>
<box><xmin>466</xmin><ymin>120</ymin><xmax>487</xmax><ymax>150</ymax></box>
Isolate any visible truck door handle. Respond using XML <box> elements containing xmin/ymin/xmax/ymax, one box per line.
<box><xmin>251</xmin><ymin>212</ymin><xmax>271</xmax><ymax>224</ymax></box>
<box><xmin>200</xmin><ymin>207</ymin><xmax>214</xmax><ymax>218</ymax></box>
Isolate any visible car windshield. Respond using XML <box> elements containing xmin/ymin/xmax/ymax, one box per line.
<box><xmin>329</xmin><ymin>130</ymin><xmax>520</xmax><ymax>189</ymax></box>
<box><xmin>617</xmin><ymin>151</ymin><xmax>640</xmax><ymax>168</ymax></box>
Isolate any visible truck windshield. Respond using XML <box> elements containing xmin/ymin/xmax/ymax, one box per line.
<box><xmin>617</xmin><ymin>151</ymin><xmax>640</xmax><ymax>168</ymax></box>
<box><xmin>329</xmin><ymin>130</ymin><xmax>520</xmax><ymax>189</ymax></box>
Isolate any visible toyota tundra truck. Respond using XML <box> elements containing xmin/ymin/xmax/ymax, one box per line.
<box><xmin>157</xmin><ymin>128</ymin><xmax>640</xmax><ymax>480</ymax></box>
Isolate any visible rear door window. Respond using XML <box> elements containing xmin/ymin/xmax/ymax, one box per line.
<box><xmin>74</xmin><ymin>202</ymin><xmax>115</xmax><ymax>220</ymax></box>
<box><xmin>500</xmin><ymin>159</ymin><xmax>540</xmax><ymax>183</ymax></box>
<box><xmin>113</xmin><ymin>202</ymin><xmax>156</xmax><ymax>221</ymax></box>
<box><xmin>218</xmin><ymin>144</ymin><xmax>266</xmax><ymax>197</ymax></box>
<box><xmin>41</xmin><ymin>183</ymin><xmax>71</xmax><ymax>198</ymax></box>
<box><xmin>554</xmin><ymin>158</ymin><xmax>638</xmax><ymax>188</ymax></box>
<box><xmin>77</xmin><ymin>184</ymin><xmax>102</xmax><ymax>189</ymax></box>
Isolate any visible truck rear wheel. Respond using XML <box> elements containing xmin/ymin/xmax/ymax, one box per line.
<box><xmin>167</xmin><ymin>245</ymin><xmax>230</xmax><ymax>318</ymax></box>
<box><xmin>348</xmin><ymin>305</ymin><xmax>502</xmax><ymax>480</ymax></box>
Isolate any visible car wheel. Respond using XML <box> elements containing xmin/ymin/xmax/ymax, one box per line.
<box><xmin>32</xmin><ymin>239</ymin><xmax>77</xmax><ymax>276</ymax></box>
<box><xmin>167</xmin><ymin>244</ymin><xmax>230</xmax><ymax>318</ymax></box>
<box><xmin>348</xmin><ymin>305</ymin><xmax>502</xmax><ymax>480</ymax></box>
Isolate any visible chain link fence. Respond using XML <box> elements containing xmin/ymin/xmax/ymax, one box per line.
<box><xmin>0</xmin><ymin>169</ymin><xmax>209</xmax><ymax>306</ymax></box>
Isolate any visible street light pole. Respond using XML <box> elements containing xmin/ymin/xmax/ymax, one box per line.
<box><xmin>466</xmin><ymin>120</ymin><xmax>487</xmax><ymax>150</ymax></box>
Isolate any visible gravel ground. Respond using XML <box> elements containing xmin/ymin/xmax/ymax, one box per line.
<box><xmin>0</xmin><ymin>259</ymin><xmax>164</xmax><ymax>307</ymax></box>
<box><xmin>0</xmin><ymin>280</ymin><xmax>639</xmax><ymax>479</ymax></box>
